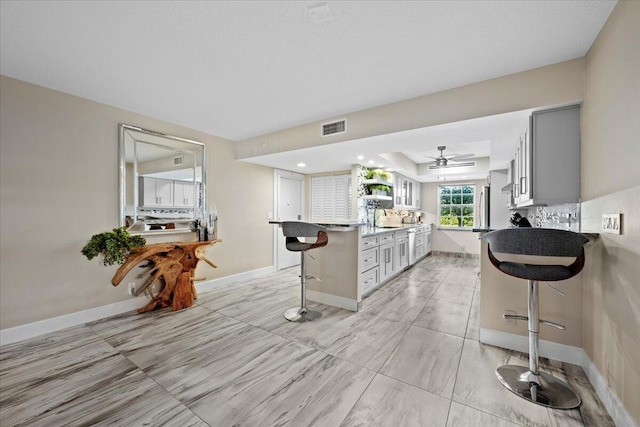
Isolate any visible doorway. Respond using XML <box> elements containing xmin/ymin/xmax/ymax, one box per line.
<box><xmin>273</xmin><ymin>169</ymin><xmax>305</xmax><ymax>270</ymax></box>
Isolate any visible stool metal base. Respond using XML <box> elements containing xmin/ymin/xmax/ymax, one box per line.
<box><xmin>496</xmin><ymin>365</ymin><xmax>581</xmax><ymax>410</ymax></box>
<box><xmin>284</xmin><ymin>307</ymin><xmax>322</xmax><ymax>323</ymax></box>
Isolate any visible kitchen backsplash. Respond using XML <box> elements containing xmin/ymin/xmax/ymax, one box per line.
<box><xmin>526</xmin><ymin>203</ymin><xmax>580</xmax><ymax>232</ymax></box>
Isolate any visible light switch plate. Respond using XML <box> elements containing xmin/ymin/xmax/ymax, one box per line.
<box><xmin>601</xmin><ymin>213</ymin><xmax>622</xmax><ymax>234</ymax></box>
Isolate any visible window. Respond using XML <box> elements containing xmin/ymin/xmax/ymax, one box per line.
<box><xmin>438</xmin><ymin>184</ymin><xmax>475</xmax><ymax>229</ymax></box>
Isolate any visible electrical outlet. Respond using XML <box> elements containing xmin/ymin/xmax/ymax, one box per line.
<box><xmin>505</xmin><ymin>310</ymin><xmax>517</xmax><ymax>326</ymax></box>
<box><xmin>128</xmin><ymin>283</ymin><xmax>136</xmax><ymax>296</ymax></box>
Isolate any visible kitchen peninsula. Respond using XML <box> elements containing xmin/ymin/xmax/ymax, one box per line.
<box><xmin>294</xmin><ymin>221</ymin><xmax>432</xmax><ymax>311</ymax></box>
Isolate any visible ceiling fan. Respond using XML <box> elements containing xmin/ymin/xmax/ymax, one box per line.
<box><xmin>426</xmin><ymin>145</ymin><xmax>475</xmax><ymax>169</ymax></box>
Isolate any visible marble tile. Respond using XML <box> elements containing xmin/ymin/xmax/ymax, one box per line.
<box><xmin>431</xmin><ymin>282</ymin><xmax>475</xmax><ymax>306</ymax></box>
<box><xmin>238</xmin><ymin>354</ymin><xmax>375</xmax><ymax>427</ymax></box>
<box><xmin>341</xmin><ymin>374</ymin><xmax>450</xmax><ymax>427</ymax></box>
<box><xmin>382</xmin><ymin>276</ymin><xmax>441</xmax><ymax>299</ymax></box>
<box><xmin>380</xmin><ymin>326</ymin><xmax>463</xmax><ymax>398</ymax></box>
<box><xmin>446</xmin><ymin>401</ymin><xmax>520</xmax><ymax>427</ymax></box>
<box><xmin>323</xmin><ymin>315</ymin><xmax>410</xmax><ymax>372</ymax></box>
<box><xmin>166</xmin><ymin>336</ymin><xmax>326</xmax><ymax>426</ymax></box>
<box><xmin>0</xmin><ymin>326</ymin><xmax>204</xmax><ymax>427</ymax></box>
<box><xmin>561</xmin><ymin>363</ymin><xmax>616</xmax><ymax>427</ymax></box>
<box><xmin>1</xmin><ymin>255</ymin><xmax>614</xmax><ymax>426</ymax></box>
<box><xmin>465</xmin><ymin>295</ymin><xmax>481</xmax><ymax>341</ymax></box>
<box><xmin>453</xmin><ymin>339</ymin><xmax>553</xmax><ymax>426</ymax></box>
<box><xmin>414</xmin><ymin>298</ymin><xmax>470</xmax><ymax>338</ymax></box>
<box><xmin>404</xmin><ymin>263</ymin><xmax>451</xmax><ymax>283</ymax></box>
<box><xmin>443</xmin><ymin>266</ymin><xmax>479</xmax><ymax>288</ymax></box>
<box><xmin>361</xmin><ymin>288</ymin><xmax>430</xmax><ymax>324</ymax></box>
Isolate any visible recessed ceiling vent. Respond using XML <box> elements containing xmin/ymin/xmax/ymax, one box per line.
<box><xmin>321</xmin><ymin>119</ymin><xmax>346</xmax><ymax>137</ymax></box>
<box><xmin>173</xmin><ymin>155</ymin><xmax>184</xmax><ymax>166</ymax></box>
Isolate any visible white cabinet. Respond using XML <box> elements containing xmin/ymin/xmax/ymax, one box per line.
<box><xmin>361</xmin><ymin>235</ymin><xmax>380</xmax><ymax>296</ymax></box>
<box><xmin>393</xmin><ymin>174</ymin><xmax>421</xmax><ymax>210</ymax></box>
<box><xmin>513</xmin><ymin>105</ymin><xmax>581</xmax><ymax>208</ymax></box>
<box><xmin>413</xmin><ymin>181</ymin><xmax>421</xmax><ymax>210</ymax></box>
<box><xmin>139</xmin><ymin>177</ymin><xmax>173</xmax><ymax>207</ymax></box>
<box><xmin>379</xmin><ymin>241</ymin><xmax>395</xmax><ymax>283</ymax></box>
<box><xmin>173</xmin><ymin>181</ymin><xmax>196</xmax><ymax>208</ymax></box>
<box><xmin>394</xmin><ymin>230</ymin><xmax>409</xmax><ymax>272</ymax></box>
<box><xmin>311</xmin><ymin>174</ymin><xmax>352</xmax><ymax>221</ymax></box>
<box><xmin>361</xmin><ymin>266</ymin><xmax>379</xmax><ymax>295</ymax></box>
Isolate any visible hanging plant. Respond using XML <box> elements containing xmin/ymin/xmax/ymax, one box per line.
<box><xmin>82</xmin><ymin>227</ymin><xmax>146</xmax><ymax>266</ymax></box>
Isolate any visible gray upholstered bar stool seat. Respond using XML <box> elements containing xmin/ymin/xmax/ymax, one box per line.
<box><xmin>281</xmin><ymin>221</ymin><xmax>328</xmax><ymax>322</ymax></box>
<box><xmin>482</xmin><ymin>228</ymin><xmax>588</xmax><ymax>409</ymax></box>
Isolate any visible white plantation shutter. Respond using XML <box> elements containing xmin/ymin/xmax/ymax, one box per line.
<box><xmin>310</xmin><ymin>174</ymin><xmax>352</xmax><ymax>222</ymax></box>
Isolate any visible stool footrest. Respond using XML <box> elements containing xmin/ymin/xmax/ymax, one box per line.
<box><xmin>539</xmin><ymin>319</ymin><xmax>566</xmax><ymax>330</ymax></box>
<box><xmin>502</xmin><ymin>315</ymin><xmax>566</xmax><ymax>330</ymax></box>
<box><xmin>504</xmin><ymin>314</ymin><xmax>528</xmax><ymax>321</ymax></box>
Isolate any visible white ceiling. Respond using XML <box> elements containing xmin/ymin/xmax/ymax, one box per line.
<box><xmin>1</xmin><ymin>1</ymin><xmax>616</xmax><ymax>180</ymax></box>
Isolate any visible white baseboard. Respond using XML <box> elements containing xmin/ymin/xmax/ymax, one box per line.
<box><xmin>480</xmin><ymin>328</ymin><xmax>637</xmax><ymax>427</ymax></box>
<box><xmin>306</xmin><ymin>289</ymin><xmax>358</xmax><ymax>312</ymax></box>
<box><xmin>582</xmin><ymin>354</ymin><xmax>638</xmax><ymax>427</ymax></box>
<box><xmin>0</xmin><ymin>266</ymin><xmax>275</xmax><ymax>347</ymax></box>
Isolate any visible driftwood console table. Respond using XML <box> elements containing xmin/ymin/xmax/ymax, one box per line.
<box><xmin>111</xmin><ymin>240</ymin><xmax>221</xmax><ymax>313</ymax></box>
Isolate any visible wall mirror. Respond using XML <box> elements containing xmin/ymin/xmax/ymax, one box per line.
<box><xmin>119</xmin><ymin>124</ymin><xmax>206</xmax><ymax>235</ymax></box>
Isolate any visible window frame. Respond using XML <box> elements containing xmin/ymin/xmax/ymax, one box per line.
<box><xmin>437</xmin><ymin>183</ymin><xmax>476</xmax><ymax>230</ymax></box>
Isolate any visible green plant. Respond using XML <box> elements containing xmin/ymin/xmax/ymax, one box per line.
<box><xmin>369</xmin><ymin>184</ymin><xmax>391</xmax><ymax>194</ymax></box>
<box><xmin>366</xmin><ymin>168</ymin><xmax>392</xmax><ymax>183</ymax></box>
<box><xmin>82</xmin><ymin>227</ymin><xmax>146</xmax><ymax>266</ymax></box>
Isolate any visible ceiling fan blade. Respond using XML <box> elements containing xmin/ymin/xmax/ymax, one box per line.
<box><xmin>451</xmin><ymin>153</ymin><xmax>474</xmax><ymax>161</ymax></box>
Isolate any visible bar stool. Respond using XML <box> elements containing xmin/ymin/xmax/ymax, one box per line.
<box><xmin>482</xmin><ymin>228</ymin><xmax>588</xmax><ymax>409</ymax></box>
<box><xmin>281</xmin><ymin>221</ymin><xmax>328</xmax><ymax>322</ymax></box>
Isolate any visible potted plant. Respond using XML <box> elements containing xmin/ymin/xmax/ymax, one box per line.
<box><xmin>366</xmin><ymin>168</ymin><xmax>392</xmax><ymax>183</ymax></box>
<box><xmin>369</xmin><ymin>184</ymin><xmax>391</xmax><ymax>196</ymax></box>
<box><xmin>81</xmin><ymin>227</ymin><xmax>146</xmax><ymax>266</ymax></box>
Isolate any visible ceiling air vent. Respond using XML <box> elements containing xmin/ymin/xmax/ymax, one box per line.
<box><xmin>173</xmin><ymin>155</ymin><xmax>184</xmax><ymax>166</ymax></box>
<box><xmin>321</xmin><ymin>119</ymin><xmax>346</xmax><ymax>137</ymax></box>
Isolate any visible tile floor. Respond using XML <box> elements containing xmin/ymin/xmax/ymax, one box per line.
<box><xmin>0</xmin><ymin>256</ymin><xmax>615</xmax><ymax>426</ymax></box>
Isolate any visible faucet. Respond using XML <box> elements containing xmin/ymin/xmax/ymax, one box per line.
<box><xmin>373</xmin><ymin>208</ymin><xmax>386</xmax><ymax>228</ymax></box>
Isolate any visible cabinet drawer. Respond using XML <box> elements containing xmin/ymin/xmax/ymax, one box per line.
<box><xmin>379</xmin><ymin>232</ymin><xmax>395</xmax><ymax>245</ymax></box>
<box><xmin>361</xmin><ymin>247</ymin><xmax>379</xmax><ymax>273</ymax></box>
<box><xmin>361</xmin><ymin>266</ymin><xmax>379</xmax><ymax>294</ymax></box>
<box><xmin>416</xmin><ymin>244</ymin><xmax>426</xmax><ymax>260</ymax></box>
<box><xmin>395</xmin><ymin>230</ymin><xmax>409</xmax><ymax>240</ymax></box>
<box><xmin>361</xmin><ymin>235</ymin><xmax>379</xmax><ymax>249</ymax></box>
<box><xmin>415</xmin><ymin>232</ymin><xmax>425</xmax><ymax>246</ymax></box>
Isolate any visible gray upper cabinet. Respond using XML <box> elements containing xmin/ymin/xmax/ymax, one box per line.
<box><xmin>393</xmin><ymin>173</ymin><xmax>421</xmax><ymax>210</ymax></box>
<box><xmin>514</xmin><ymin>104</ymin><xmax>581</xmax><ymax>208</ymax></box>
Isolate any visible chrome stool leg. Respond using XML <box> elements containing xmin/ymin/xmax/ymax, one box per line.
<box><xmin>284</xmin><ymin>251</ymin><xmax>322</xmax><ymax>322</ymax></box>
<box><xmin>496</xmin><ymin>280</ymin><xmax>581</xmax><ymax>409</ymax></box>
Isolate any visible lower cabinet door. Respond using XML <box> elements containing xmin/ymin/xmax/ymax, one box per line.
<box><xmin>361</xmin><ymin>266</ymin><xmax>379</xmax><ymax>295</ymax></box>
<box><xmin>416</xmin><ymin>244</ymin><xmax>425</xmax><ymax>260</ymax></box>
<box><xmin>380</xmin><ymin>244</ymin><xmax>394</xmax><ymax>282</ymax></box>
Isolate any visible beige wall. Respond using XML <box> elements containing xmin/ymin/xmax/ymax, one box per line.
<box><xmin>420</xmin><ymin>179</ymin><xmax>488</xmax><ymax>256</ymax></box>
<box><xmin>0</xmin><ymin>76</ymin><xmax>274</xmax><ymax>329</ymax></box>
<box><xmin>580</xmin><ymin>1</ymin><xmax>640</xmax><ymax>423</ymax></box>
<box><xmin>236</xmin><ymin>58</ymin><xmax>584</xmax><ymax>159</ymax></box>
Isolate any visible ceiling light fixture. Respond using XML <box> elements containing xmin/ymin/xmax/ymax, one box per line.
<box><xmin>297</xmin><ymin>162</ymin><xmax>306</xmax><ymax>167</ymax></box>
<box><xmin>368</xmin><ymin>160</ymin><xmax>375</xmax><ymax>165</ymax></box>
<box><xmin>357</xmin><ymin>155</ymin><xmax>364</xmax><ymax>160</ymax></box>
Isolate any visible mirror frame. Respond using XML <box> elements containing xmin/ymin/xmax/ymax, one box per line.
<box><xmin>118</xmin><ymin>124</ymin><xmax>206</xmax><ymax>234</ymax></box>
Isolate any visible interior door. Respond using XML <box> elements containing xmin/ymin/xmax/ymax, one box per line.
<box><xmin>274</xmin><ymin>169</ymin><xmax>304</xmax><ymax>270</ymax></box>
